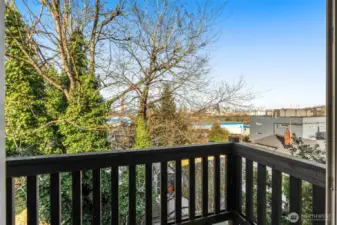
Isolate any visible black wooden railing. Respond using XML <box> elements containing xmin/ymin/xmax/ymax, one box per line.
<box><xmin>6</xmin><ymin>143</ymin><xmax>326</xmax><ymax>225</ymax></box>
<box><xmin>233</xmin><ymin>144</ymin><xmax>326</xmax><ymax>225</ymax></box>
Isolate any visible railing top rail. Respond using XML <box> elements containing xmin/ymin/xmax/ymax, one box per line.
<box><xmin>7</xmin><ymin>142</ymin><xmax>327</xmax><ymax>187</ymax></box>
<box><xmin>7</xmin><ymin>143</ymin><xmax>232</xmax><ymax>177</ymax></box>
<box><xmin>233</xmin><ymin>143</ymin><xmax>326</xmax><ymax>188</ymax></box>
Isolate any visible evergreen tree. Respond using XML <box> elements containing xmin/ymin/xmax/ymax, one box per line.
<box><xmin>56</xmin><ymin>29</ymin><xmax>108</xmax><ymax>153</ymax></box>
<box><xmin>4</xmin><ymin>4</ymin><xmax>57</xmax><ymax>156</ymax></box>
<box><xmin>5</xmin><ymin>4</ymin><xmax>114</xmax><ymax>225</ymax></box>
<box><xmin>5</xmin><ymin>8</ymin><xmax>109</xmax><ymax>222</ymax></box>
<box><xmin>159</xmin><ymin>85</ymin><xmax>176</xmax><ymax>120</ymax></box>
<box><xmin>41</xmin><ymin>30</ymin><xmax>110</xmax><ymax>224</ymax></box>
<box><xmin>149</xmin><ymin>86</ymin><xmax>192</xmax><ymax>146</ymax></box>
<box><xmin>208</xmin><ymin>123</ymin><xmax>229</xmax><ymax>142</ymax></box>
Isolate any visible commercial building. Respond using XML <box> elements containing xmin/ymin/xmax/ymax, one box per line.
<box><xmin>250</xmin><ymin>116</ymin><xmax>326</xmax><ymax>152</ymax></box>
<box><xmin>266</xmin><ymin>106</ymin><xmax>326</xmax><ymax>118</ymax></box>
<box><xmin>250</xmin><ymin>116</ymin><xmax>326</xmax><ymax>141</ymax></box>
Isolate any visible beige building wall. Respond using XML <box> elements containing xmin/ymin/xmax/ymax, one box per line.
<box><xmin>277</xmin><ymin>109</ymin><xmax>314</xmax><ymax>117</ymax></box>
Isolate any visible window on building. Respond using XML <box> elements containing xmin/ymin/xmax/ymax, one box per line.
<box><xmin>276</xmin><ymin>124</ymin><xmax>288</xmax><ymax>129</ymax></box>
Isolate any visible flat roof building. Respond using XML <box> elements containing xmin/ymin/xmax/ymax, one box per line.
<box><xmin>250</xmin><ymin>116</ymin><xmax>326</xmax><ymax>152</ymax></box>
<box><xmin>250</xmin><ymin>116</ymin><xmax>326</xmax><ymax>141</ymax></box>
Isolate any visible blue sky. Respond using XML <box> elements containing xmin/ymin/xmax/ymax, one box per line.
<box><xmin>14</xmin><ymin>0</ymin><xmax>326</xmax><ymax>109</ymax></box>
<box><xmin>209</xmin><ymin>0</ymin><xmax>326</xmax><ymax>108</ymax></box>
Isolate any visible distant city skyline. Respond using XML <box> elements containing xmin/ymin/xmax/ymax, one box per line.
<box><xmin>209</xmin><ymin>0</ymin><xmax>326</xmax><ymax>108</ymax></box>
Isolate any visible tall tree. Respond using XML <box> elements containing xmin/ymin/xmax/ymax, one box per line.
<box><xmin>44</xmin><ymin>29</ymin><xmax>111</xmax><ymax>223</ymax></box>
<box><xmin>159</xmin><ymin>85</ymin><xmax>176</xmax><ymax>120</ymax></box>
<box><xmin>4</xmin><ymin>0</ymin><xmax>130</xmax><ymax>125</ymax></box>
<box><xmin>57</xmin><ymin>29</ymin><xmax>109</xmax><ymax>153</ymax></box>
<box><xmin>108</xmin><ymin>0</ymin><xmax>253</xmax><ymax>120</ymax></box>
<box><xmin>149</xmin><ymin>86</ymin><xmax>194</xmax><ymax>146</ymax></box>
<box><xmin>5</xmin><ymin>5</ymin><xmax>111</xmax><ymax>224</ymax></box>
<box><xmin>5</xmin><ymin>4</ymin><xmax>57</xmax><ymax>156</ymax></box>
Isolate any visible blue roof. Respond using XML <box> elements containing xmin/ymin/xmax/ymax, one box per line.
<box><xmin>243</xmin><ymin>125</ymin><xmax>250</xmax><ymax>129</ymax></box>
<box><xmin>220</xmin><ymin>122</ymin><xmax>244</xmax><ymax>125</ymax></box>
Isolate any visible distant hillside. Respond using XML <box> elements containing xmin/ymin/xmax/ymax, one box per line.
<box><xmin>188</xmin><ymin>115</ymin><xmax>250</xmax><ymax>125</ymax></box>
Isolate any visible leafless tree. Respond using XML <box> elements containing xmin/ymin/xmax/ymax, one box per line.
<box><xmin>6</xmin><ymin>0</ymin><xmax>254</xmax><ymax>117</ymax></box>
<box><xmin>105</xmin><ymin>0</ymin><xmax>254</xmax><ymax>119</ymax></box>
<box><xmin>5</xmin><ymin>0</ymin><xmax>130</xmax><ymax>102</ymax></box>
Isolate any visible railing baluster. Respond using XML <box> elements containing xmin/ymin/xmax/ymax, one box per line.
<box><xmin>257</xmin><ymin>164</ymin><xmax>266</xmax><ymax>225</ymax></box>
<box><xmin>129</xmin><ymin>165</ymin><xmax>136</xmax><ymax>225</ymax></box>
<box><xmin>6</xmin><ymin>177</ymin><xmax>15</xmax><ymax>225</ymax></box>
<box><xmin>202</xmin><ymin>156</ymin><xmax>208</xmax><ymax>217</ymax></box>
<box><xmin>189</xmin><ymin>158</ymin><xmax>195</xmax><ymax>220</ymax></box>
<box><xmin>226</xmin><ymin>155</ymin><xmax>242</xmax><ymax>212</ymax></box>
<box><xmin>72</xmin><ymin>171</ymin><xmax>82</xmax><ymax>225</ymax></box>
<box><xmin>27</xmin><ymin>175</ymin><xmax>39</xmax><ymax>225</ymax></box>
<box><xmin>226</xmin><ymin>155</ymin><xmax>232</xmax><ymax>210</ymax></box>
<box><xmin>50</xmin><ymin>173</ymin><xmax>61</xmax><ymax>225</ymax></box>
<box><xmin>290</xmin><ymin>176</ymin><xmax>302</xmax><ymax>225</ymax></box>
<box><xmin>312</xmin><ymin>185</ymin><xmax>325</xmax><ymax>225</ymax></box>
<box><xmin>175</xmin><ymin>160</ymin><xmax>182</xmax><ymax>223</ymax></box>
<box><xmin>235</xmin><ymin>156</ymin><xmax>242</xmax><ymax>213</ymax></box>
<box><xmin>161</xmin><ymin>162</ymin><xmax>168</xmax><ymax>225</ymax></box>
<box><xmin>272</xmin><ymin>169</ymin><xmax>282</xmax><ymax>225</ymax></box>
<box><xmin>93</xmin><ymin>169</ymin><xmax>101</xmax><ymax>225</ymax></box>
<box><xmin>214</xmin><ymin>155</ymin><xmax>221</xmax><ymax>214</ymax></box>
<box><xmin>245</xmin><ymin>159</ymin><xmax>253</xmax><ymax>221</ymax></box>
<box><xmin>111</xmin><ymin>167</ymin><xmax>119</xmax><ymax>225</ymax></box>
<box><xmin>145</xmin><ymin>164</ymin><xmax>152</xmax><ymax>225</ymax></box>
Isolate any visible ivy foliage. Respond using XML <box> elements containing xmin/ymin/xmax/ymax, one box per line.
<box><xmin>57</xmin><ymin>29</ymin><xmax>108</xmax><ymax>154</ymax></box>
<box><xmin>5</xmin><ymin>5</ymin><xmax>110</xmax><ymax>224</ymax></box>
<box><xmin>4</xmin><ymin>4</ymin><xmax>58</xmax><ymax>156</ymax></box>
<box><xmin>134</xmin><ymin>116</ymin><xmax>152</xmax><ymax>149</ymax></box>
<box><xmin>40</xmin><ymin>29</ymin><xmax>110</xmax><ymax>223</ymax></box>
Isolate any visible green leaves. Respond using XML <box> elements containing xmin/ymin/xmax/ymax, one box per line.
<box><xmin>5</xmin><ymin>6</ymin><xmax>109</xmax><ymax>223</ymax></box>
<box><xmin>134</xmin><ymin>117</ymin><xmax>152</xmax><ymax>149</ymax></box>
<box><xmin>5</xmin><ymin>5</ymin><xmax>54</xmax><ymax>156</ymax></box>
<box><xmin>208</xmin><ymin>123</ymin><xmax>229</xmax><ymax>143</ymax></box>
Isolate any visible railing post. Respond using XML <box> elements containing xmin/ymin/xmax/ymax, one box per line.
<box><xmin>326</xmin><ymin>0</ymin><xmax>337</xmax><ymax>225</ymax></box>
<box><xmin>226</xmin><ymin>144</ymin><xmax>242</xmax><ymax>215</ymax></box>
<box><xmin>327</xmin><ymin>0</ymin><xmax>336</xmax><ymax>224</ymax></box>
